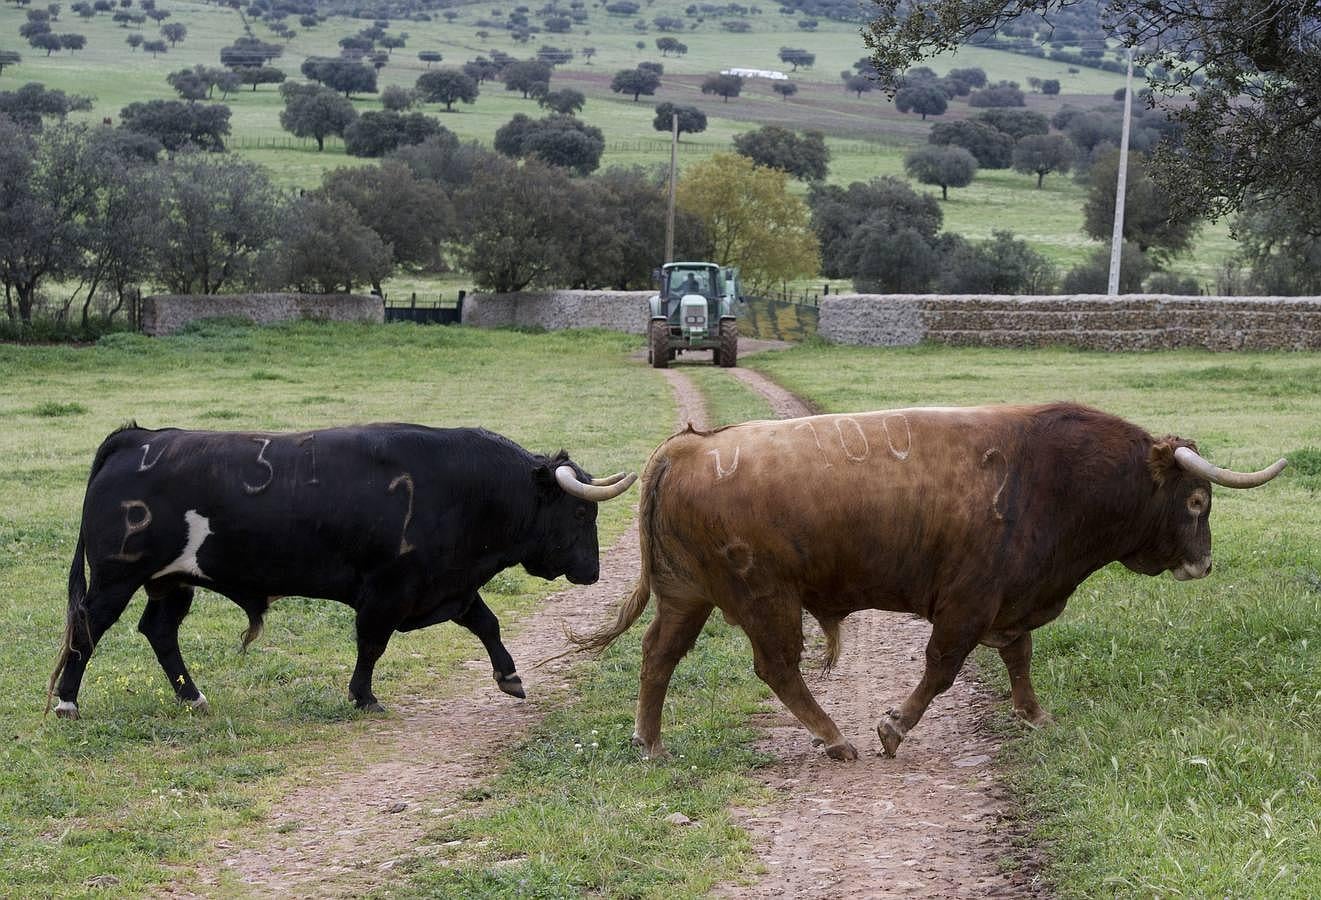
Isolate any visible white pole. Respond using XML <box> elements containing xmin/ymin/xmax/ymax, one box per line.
<box><xmin>1107</xmin><ymin>48</ymin><xmax>1135</xmax><ymax>296</ymax></box>
<box><xmin>665</xmin><ymin>112</ymin><xmax>678</xmax><ymax>264</ymax></box>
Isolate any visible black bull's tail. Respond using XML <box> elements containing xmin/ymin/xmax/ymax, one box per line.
<box><xmin>566</xmin><ymin>458</ymin><xmax>670</xmax><ymax>654</ymax></box>
<box><xmin>45</xmin><ymin>426</ymin><xmax>129</xmax><ymax>715</ymax></box>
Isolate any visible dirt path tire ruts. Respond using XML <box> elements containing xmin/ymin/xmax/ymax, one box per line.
<box><xmin>175</xmin><ymin>373</ymin><xmax>710</xmax><ymax>898</ymax></box>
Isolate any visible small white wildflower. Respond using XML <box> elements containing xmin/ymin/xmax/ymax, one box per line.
<box><xmin>591</xmin><ymin>742</ymin><xmax>599</xmax><ymax>748</ymax></box>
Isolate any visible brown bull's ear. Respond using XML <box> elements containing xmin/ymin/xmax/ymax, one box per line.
<box><xmin>1149</xmin><ymin>437</ymin><xmax>1197</xmax><ymax>485</ymax></box>
<box><xmin>1148</xmin><ymin>439</ymin><xmax>1179</xmax><ymax>485</ymax></box>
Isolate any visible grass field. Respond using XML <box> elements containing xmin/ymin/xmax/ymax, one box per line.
<box><xmin>1</xmin><ymin>324</ymin><xmax>1318</xmax><ymax>895</ymax></box>
<box><xmin>747</xmin><ymin>342</ymin><xmax>1321</xmax><ymax>898</ymax></box>
<box><xmin>0</xmin><ymin>0</ymin><xmax>1235</xmax><ymax>283</ymax></box>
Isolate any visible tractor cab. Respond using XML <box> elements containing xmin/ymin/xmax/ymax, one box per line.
<box><xmin>660</xmin><ymin>264</ymin><xmax>720</xmax><ymax>325</ymax></box>
<box><xmin>647</xmin><ymin>262</ymin><xmax>740</xmax><ymax>368</ymax></box>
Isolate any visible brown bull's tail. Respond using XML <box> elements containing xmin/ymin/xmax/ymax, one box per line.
<box><xmin>566</xmin><ymin>457</ymin><xmax>669</xmax><ymax>654</ymax></box>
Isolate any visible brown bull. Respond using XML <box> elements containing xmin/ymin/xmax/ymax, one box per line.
<box><xmin>572</xmin><ymin>403</ymin><xmax>1286</xmax><ymax>760</ymax></box>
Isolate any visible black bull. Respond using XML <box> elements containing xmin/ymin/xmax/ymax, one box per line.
<box><xmin>48</xmin><ymin>423</ymin><xmax>636</xmax><ymax>719</ymax></box>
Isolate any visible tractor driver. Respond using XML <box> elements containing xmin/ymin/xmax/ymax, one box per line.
<box><xmin>671</xmin><ymin>271</ymin><xmax>703</xmax><ymax>299</ymax></box>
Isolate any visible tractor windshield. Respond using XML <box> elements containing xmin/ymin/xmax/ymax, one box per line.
<box><xmin>666</xmin><ymin>267</ymin><xmax>716</xmax><ymax>300</ymax></box>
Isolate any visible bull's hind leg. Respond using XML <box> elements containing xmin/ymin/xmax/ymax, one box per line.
<box><xmin>999</xmin><ymin>632</ymin><xmax>1052</xmax><ymax>728</ymax></box>
<box><xmin>743</xmin><ymin>602</ymin><xmax>855</xmax><ymax>761</ymax></box>
<box><xmin>53</xmin><ymin>580</ymin><xmax>138</xmax><ymax>719</ymax></box>
<box><xmin>633</xmin><ymin>599</ymin><xmax>712</xmax><ymax>759</ymax></box>
<box><xmin>455</xmin><ymin>595</ymin><xmax>524</xmax><ymax>699</ymax></box>
<box><xmin>138</xmin><ymin>582</ymin><xmax>209</xmax><ymax>713</ymax></box>
<box><xmin>878</xmin><ymin>607</ymin><xmax>989</xmax><ymax>758</ymax></box>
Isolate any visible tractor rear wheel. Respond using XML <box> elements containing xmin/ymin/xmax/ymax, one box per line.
<box><xmin>716</xmin><ymin>319</ymin><xmax>738</xmax><ymax>368</ymax></box>
<box><xmin>649</xmin><ymin>320</ymin><xmax>670</xmax><ymax>369</ymax></box>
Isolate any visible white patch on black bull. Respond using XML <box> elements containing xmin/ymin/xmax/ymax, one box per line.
<box><xmin>152</xmin><ymin>510</ymin><xmax>213</xmax><ymax>580</ymax></box>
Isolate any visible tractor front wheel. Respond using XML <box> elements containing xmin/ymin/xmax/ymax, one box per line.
<box><xmin>649</xmin><ymin>320</ymin><xmax>670</xmax><ymax>369</ymax></box>
<box><xmin>716</xmin><ymin>319</ymin><xmax>738</xmax><ymax>368</ymax></box>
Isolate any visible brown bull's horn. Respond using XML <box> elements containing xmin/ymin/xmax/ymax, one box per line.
<box><xmin>555</xmin><ymin>465</ymin><xmax>637</xmax><ymax>502</ymax></box>
<box><xmin>1173</xmin><ymin>447</ymin><xmax>1288</xmax><ymax>489</ymax></box>
<box><xmin>589</xmin><ymin>472</ymin><xmax>629</xmax><ymax>487</ymax></box>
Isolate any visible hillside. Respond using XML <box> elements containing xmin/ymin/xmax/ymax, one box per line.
<box><xmin>0</xmin><ymin>0</ymin><xmax>1234</xmax><ymax>284</ymax></box>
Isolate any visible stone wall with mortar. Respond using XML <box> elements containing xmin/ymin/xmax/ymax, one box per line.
<box><xmin>142</xmin><ymin>293</ymin><xmax>383</xmax><ymax>336</ymax></box>
<box><xmin>462</xmin><ymin>291</ymin><xmax>652</xmax><ymax>334</ymax></box>
<box><xmin>819</xmin><ymin>294</ymin><xmax>1321</xmax><ymax>351</ymax></box>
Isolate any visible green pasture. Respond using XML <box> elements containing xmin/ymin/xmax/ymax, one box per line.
<box><xmin>749</xmin><ymin>342</ymin><xmax>1321</xmax><ymax>898</ymax></box>
<box><xmin>0</xmin><ymin>0</ymin><xmax>1238</xmax><ymax>283</ymax></box>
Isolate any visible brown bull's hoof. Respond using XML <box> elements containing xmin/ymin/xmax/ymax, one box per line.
<box><xmin>357</xmin><ymin>701</ymin><xmax>387</xmax><ymax>713</ymax></box>
<box><xmin>640</xmin><ymin>743</ymin><xmax>669</xmax><ymax>761</ymax></box>
<box><xmin>497</xmin><ymin>674</ymin><xmax>525</xmax><ymax>699</ymax></box>
<box><xmin>1015</xmin><ymin>706</ymin><xmax>1054</xmax><ymax>729</ymax></box>
<box><xmin>877</xmin><ymin>716</ymin><xmax>905</xmax><ymax>758</ymax></box>
<box><xmin>186</xmin><ymin>694</ymin><xmax>210</xmax><ymax>715</ymax></box>
<box><xmin>54</xmin><ymin>700</ymin><xmax>80</xmax><ymax>720</ymax></box>
<box><xmin>825</xmin><ymin>741</ymin><xmax>858</xmax><ymax>761</ymax></box>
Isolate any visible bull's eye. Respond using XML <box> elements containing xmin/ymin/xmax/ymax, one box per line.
<box><xmin>1186</xmin><ymin>492</ymin><xmax>1208</xmax><ymax>516</ymax></box>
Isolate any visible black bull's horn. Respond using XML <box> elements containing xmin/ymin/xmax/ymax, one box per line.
<box><xmin>555</xmin><ymin>465</ymin><xmax>637</xmax><ymax>501</ymax></box>
<box><xmin>1174</xmin><ymin>447</ymin><xmax>1288</xmax><ymax>488</ymax></box>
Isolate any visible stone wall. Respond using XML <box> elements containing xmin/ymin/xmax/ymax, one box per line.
<box><xmin>819</xmin><ymin>294</ymin><xmax>1321</xmax><ymax>351</ymax></box>
<box><xmin>141</xmin><ymin>293</ymin><xmax>383</xmax><ymax>336</ymax></box>
<box><xmin>462</xmin><ymin>291</ymin><xmax>652</xmax><ymax>334</ymax></box>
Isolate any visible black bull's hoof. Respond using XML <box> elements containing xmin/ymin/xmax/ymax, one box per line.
<box><xmin>496</xmin><ymin>673</ymin><xmax>526</xmax><ymax>699</ymax></box>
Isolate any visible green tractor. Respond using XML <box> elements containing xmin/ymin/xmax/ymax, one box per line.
<box><xmin>647</xmin><ymin>262</ymin><xmax>741</xmax><ymax>369</ymax></box>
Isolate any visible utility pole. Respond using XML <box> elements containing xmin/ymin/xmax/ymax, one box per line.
<box><xmin>1107</xmin><ymin>47</ymin><xmax>1135</xmax><ymax>295</ymax></box>
<box><xmin>664</xmin><ymin>112</ymin><xmax>678</xmax><ymax>264</ymax></box>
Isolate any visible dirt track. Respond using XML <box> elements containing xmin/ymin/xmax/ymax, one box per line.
<box><xmin>176</xmin><ymin>358</ymin><xmax>1045</xmax><ymax>898</ymax></box>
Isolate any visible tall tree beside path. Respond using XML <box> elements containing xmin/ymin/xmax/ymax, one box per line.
<box><xmin>150</xmin><ymin>153</ymin><xmax>283</xmax><ymax>295</ymax></box>
<box><xmin>676</xmin><ymin>153</ymin><xmax>819</xmax><ymax>292</ymax></box>
<box><xmin>502</xmin><ymin>59</ymin><xmax>552</xmax><ymax>98</ymax></box>
<box><xmin>895</xmin><ymin>82</ymin><xmax>948</xmax><ymax>119</ymax></box>
<box><xmin>1083</xmin><ymin>150</ymin><xmax>1201</xmax><ymax>262</ymax></box>
<box><xmin>1012</xmin><ymin>133</ymin><xmax>1074</xmax><ymax>187</ymax></box>
<box><xmin>863</xmin><ymin>0</ymin><xmax>1321</xmax><ymax>228</ymax></box>
<box><xmin>0</xmin><ymin>120</ymin><xmax>104</xmax><ymax>324</ymax></box>
<box><xmin>279</xmin><ymin>82</ymin><xmax>357</xmax><ymax>151</ymax></box>
<box><xmin>701</xmin><ymin>73</ymin><xmax>742</xmax><ymax>102</ymax></box>
<box><xmin>733</xmin><ymin>125</ymin><xmax>830</xmax><ymax>182</ymax></box>
<box><xmin>317</xmin><ymin>161</ymin><xmax>453</xmax><ymax>276</ymax></box>
<box><xmin>652</xmin><ymin>101</ymin><xmax>706</xmax><ymax>137</ymax></box>
<box><xmin>611</xmin><ymin>67</ymin><xmax>660</xmax><ymax>101</ymax></box>
<box><xmin>903</xmin><ymin>144</ymin><xmax>978</xmax><ymax>200</ymax></box>
<box><xmin>416</xmin><ymin>69</ymin><xmax>479</xmax><ymax>111</ymax></box>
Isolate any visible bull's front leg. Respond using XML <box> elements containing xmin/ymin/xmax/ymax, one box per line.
<box><xmin>878</xmin><ymin>607</ymin><xmax>989</xmax><ymax>758</ymax></box>
<box><xmin>455</xmin><ymin>594</ymin><xmax>524</xmax><ymax>699</ymax></box>
<box><xmin>349</xmin><ymin>565</ymin><xmax>415</xmax><ymax>712</ymax></box>
<box><xmin>998</xmin><ymin>632</ymin><xmax>1052</xmax><ymax>728</ymax></box>
<box><xmin>349</xmin><ymin>608</ymin><xmax>396</xmax><ymax>712</ymax></box>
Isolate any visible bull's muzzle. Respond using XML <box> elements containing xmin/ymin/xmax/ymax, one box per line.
<box><xmin>1171</xmin><ymin>557</ymin><xmax>1213</xmax><ymax>581</ymax></box>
